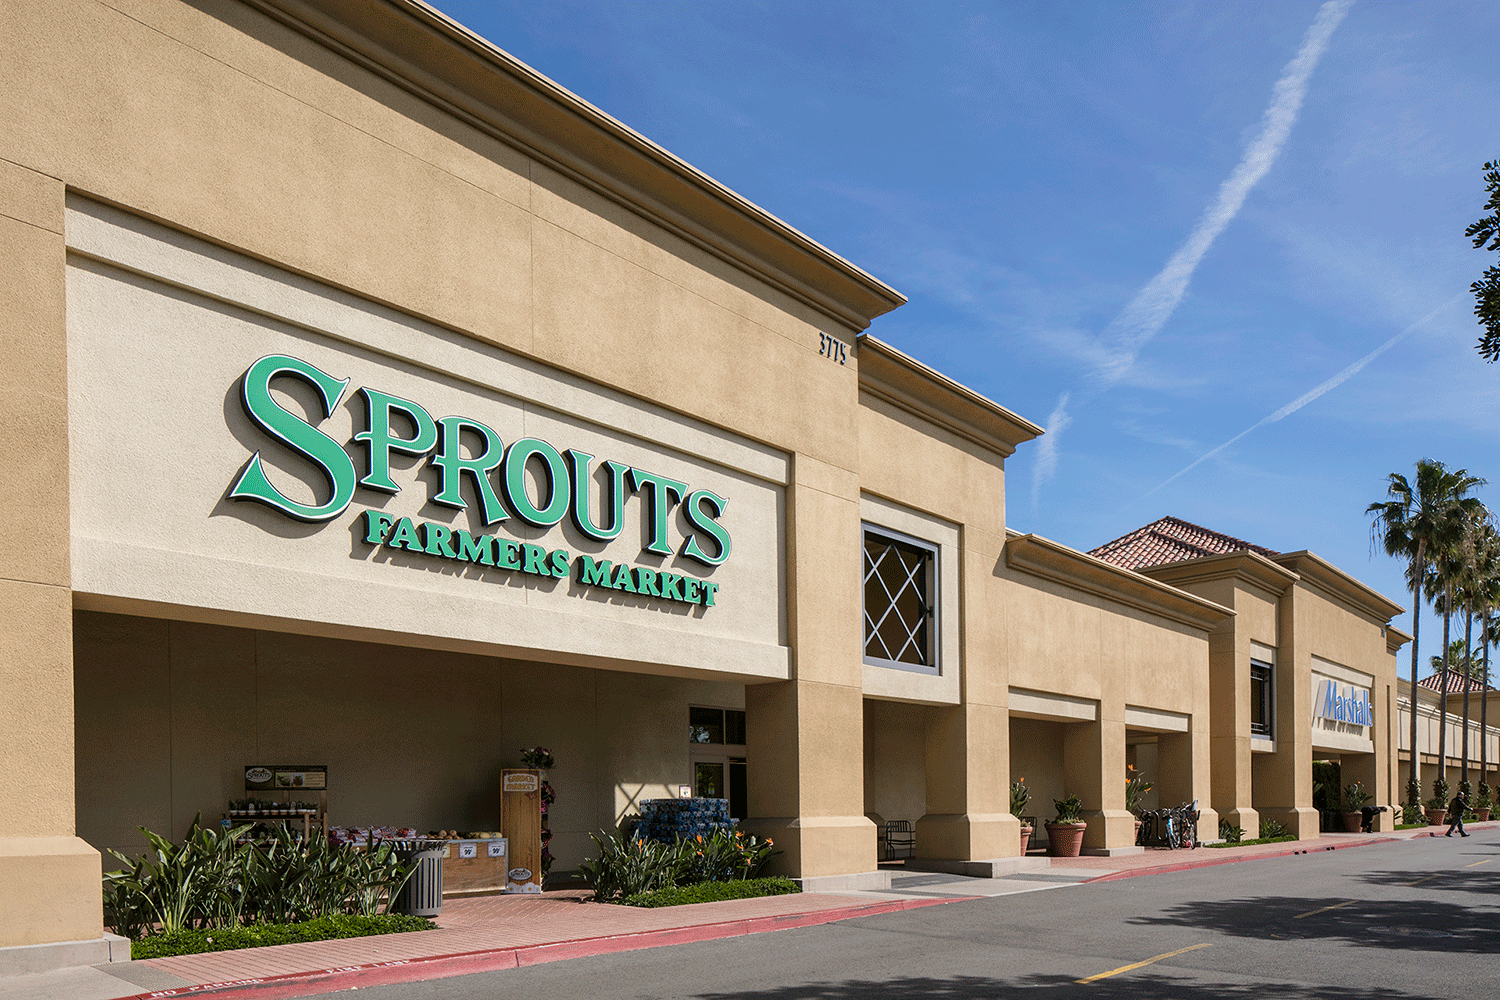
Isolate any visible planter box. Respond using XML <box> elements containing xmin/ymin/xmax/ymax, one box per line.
<box><xmin>1426</xmin><ymin>809</ymin><xmax>1446</xmax><ymax>826</ymax></box>
<box><xmin>1045</xmin><ymin>821</ymin><xmax>1087</xmax><ymax>858</ymax></box>
<box><xmin>1341</xmin><ymin>812</ymin><xmax>1362</xmax><ymax>833</ymax></box>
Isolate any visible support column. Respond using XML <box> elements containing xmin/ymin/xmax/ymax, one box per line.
<box><xmin>1064</xmin><ymin>719</ymin><xmax>1132</xmax><ymax>852</ymax></box>
<box><xmin>743</xmin><ymin>456</ymin><xmax>877</xmax><ymax>890</ymax></box>
<box><xmin>914</xmin><ymin>701</ymin><xmax>1017</xmax><ymax>865</ymax></box>
<box><xmin>1209</xmin><ymin>626</ymin><xmax>1257</xmax><ymax>835</ymax></box>
<box><xmin>1258</xmin><ymin>596</ymin><xmax>1318</xmax><ymax>838</ymax></box>
<box><xmin>1156</xmin><ymin>729</ymin><xmax>1217</xmax><ymax>844</ymax></box>
<box><xmin>0</xmin><ymin>163</ymin><xmax>108</xmax><ymax>969</ymax></box>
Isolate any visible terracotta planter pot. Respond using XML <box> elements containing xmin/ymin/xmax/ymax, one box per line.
<box><xmin>1134</xmin><ymin>819</ymin><xmax>1142</xmax><ymax>845</ymax></box>
<box><xmin>1426</xmin><ymin>809</ymin><xmax>1446</xmax><ymax>826</ymax></box>
<box><xmin>1476</xmin><ymin>808</ymin><xmax>1491</xmax><ymax>822</ymax></box>
<box><xmin>1046</xmin><ymin>821</ymin><xmax>1087</xmax><ymax>858</ymax></box>
<box><xmin>1341</xmin><ymin>812</ymin><xmax>1362</xmax><ymax>833</ymax></box>
<box><xmin>1020</xmin><ymin>825</ymin><xmax>1033</xmax><ymax>855</ymax></box>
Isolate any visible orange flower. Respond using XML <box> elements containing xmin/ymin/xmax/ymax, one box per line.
<box><xmin>766</xmin><ymin>838</ymin><xmax>773</xmax><ymax>845</ymax></box>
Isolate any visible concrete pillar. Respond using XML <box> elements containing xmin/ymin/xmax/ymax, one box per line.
<box><xmin>1258</xmin><ymin>595</ymin><xmax>1318</xmax><ymax>839</ymax></box>
<box><xmin>1064</xmin><ymin>719</ymin><xmax>1131</xmax><ymax>851</ymax></box>
<box><xmin>915</xmin><ymin>701</ymin><xmax>1016</xmax><ymax>860</ymax></box>
<box><xmin>1156</xmin><ymin>729</ymin><xmax>1217</xmax><ymax>843</ymax></box>
<box><xmin>742</xmin><ymin>456</ymin><xmax>875</xmax><ymax>887</ymax></box>
<box><xmin>0</xmin><ymin>163</ymin><xmax>106</xmax><ymax>958</ymax></box>
<box><xmin>1208</xmin><ymin>626</ymin><xmax>1257</xmax><ymax>835</ymax></box>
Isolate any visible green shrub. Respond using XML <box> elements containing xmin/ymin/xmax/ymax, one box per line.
<box><xmin>579</xmin><ymin>831</ymin><xmax>692</xmax><ymax>902</ymax></box>
<box><xmin>103</xmin><ymin>818</ymin><xmax>414</xmax><ymax>940</ymax></box>
<box><xmin>622</xmin><ymin>877</ymin><xmax>800</xmax><ymax>908</ymax></box>
<box><xmin>1428</xmin><ymin>777</ymin><xmax>1451</xmax><ymax>811</ymax></box>
<box><xmin>131</xmin><ymin>914</ymin><xmax>434</xmax><ymax>960</ymax></box>
<box><xmin>681</xmin><ymin>830</ymin><xmax>779</xmax><ymax>885</ymax></box>
<box><xmin>1009</xmin><ymin>779</ymin><xmax>1030</xmax><ymax>818</ymax></box>
<box><xmin>1218</xmin><ymin>819</ymin><xmax>1244</xmax><ymax>844</ymax></box>
<box><xmin>1258</xmin><ymin>817</ymin><xmax>1289</xmax><ymax>841</ymax></box>
<box><xmin>1053</xmin><ymin>794</ymin><xmax>1083</xmax><ymax>823</ymax></box>
<box><xmin>1205</xmin><ymin>835</ymin><xmax>1296</xmax><ymax>849</ymax></box>
<box><xmin>581</xmin><ymin>828</ymin><xmax>782</xmax><ymax>903</ymax></box>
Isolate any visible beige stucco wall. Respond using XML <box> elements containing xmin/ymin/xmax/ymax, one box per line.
<box><xmin>73</xmin><ymin>610</ymin><xmax>746</xmax><ymax>873</ymax></box>
<box><xmin>997</xmin><ymin>552</ymin><xmax>1222</xmax><ymax>848</ymax></box>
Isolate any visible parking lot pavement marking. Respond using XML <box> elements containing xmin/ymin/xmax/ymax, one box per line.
<box><xmin>1293</xmin><ymin>899</ymin><xmax>1356</xmax><ymax>919</ymax></box>
<box><xmin>1406</xmin><ymin>873</ymin><xmax>1444</xmax><ymax>886</ymax></box>
<box><xmin>1074</xmin><ymin>943</ymin><xmax>1212</xmax><ymax>984</ymax></box>
<box><xmin>1464</xmin><ymin>859</ymin><xmax>1491</xmax><ymax>868</ymax></box>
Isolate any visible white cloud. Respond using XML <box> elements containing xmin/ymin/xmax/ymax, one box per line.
<box><xmin>1031</xmin><ymin>0</ymin><xmax>1354</xmax><ymax>503</ymax></box>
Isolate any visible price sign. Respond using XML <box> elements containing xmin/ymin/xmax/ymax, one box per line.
<box><xmin>459</xmin><ymin>842</ymin><xmax>478</xmax><ymax>859</ymax></box>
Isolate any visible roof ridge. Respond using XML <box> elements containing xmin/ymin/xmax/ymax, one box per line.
<box><xmin>1088</xmin><ymin>516</ymin><xmax>1279</xmax><ymax>572</ymax></box>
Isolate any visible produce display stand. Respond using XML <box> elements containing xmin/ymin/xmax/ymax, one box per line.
<box><xmin>228</xmin><ymin>764</ymin><xmax>329</xmax><ymax>839</ymax></box>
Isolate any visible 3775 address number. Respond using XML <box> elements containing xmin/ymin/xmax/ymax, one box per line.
<box><xmin>819</xmin><ymin>332</ymin><xmax>848</xmax><ymax>365</ymax></box>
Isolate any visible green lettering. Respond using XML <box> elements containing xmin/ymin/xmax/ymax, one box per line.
<box><xmin>628</xmin><ymin>468</ymin><xmax>687</xmax><ymax>555</ymax></box>
<box><xmin>503</xmin><ymin>438</ymin><xmax>570</xmax><ymax>526</ymax></box>
<box><xmin>681</xmin><ymin>489</ymin><xmax>732</xmax><ymax>566</ymax></box>
<box><xmin>230</xmin><ymin>355</ymin><xmax>357</xmax><ymax>523</ymax></box>
<box><xmin>432</xmin><ymin>417</ymin><xmax>507</xmax><ymax>525</ymax></box>
<box><xmin>454</xmin><ymin>530</ymin><xmax>495</xmax><ymax>565</ymax></box>
<box><xmin>612</xmin><ymin>562</ymin><xmax>638</xmax><ymax>593</ymax></box>
<box><xmin>550</xmin><ymin>549</ymin><xmax>570</xmax><ymax>576</ymax></box>
<box><xmin>354</xmin><ymin>388</ymin><xmax>438</xmax><ymax>493</ymax></box>
<box><xmin>522</xmin><ymin>542</ymin><xmax>552</xmax><ymax>576</ymax></box>
<box><xmin>363</xmin><ymin>510</ymin><xmax>395</xmax><ymax>544</ymax></box>
<box><xmin>658</xmin><ymin>572</ymin><xmax>684</xmax><ymax>601</ymax></box>
<box><xmin>567</xmin><ymin>450</ymin><xmax>629</xmax><ymax>541</ymax></box>
<box><xmin>577</xmin><ymin>555</ymin><xmax>614</xmax><ymax>587</ymax></box>
<box><xmin>495</xmin><ymin>539</ymin><xmax>521</xmax><ymax>571</ymax></box>
<box><xmin>423</xmin><ymin>522</ymin><xmax>457</xmax><ymax>559</ymax></box>
<box><xmin>682</xmin><ymin>577</ymin><xmax>701</xmax><ymax>604</ymax></box>
<box><xmin>699</xmin><ymin>580</ymin><xmax>720</xmax><ymax>607</ymax></box>
<box><xmin>386</xmin><ymin>516</ymin><xmax>423</xmax><ymax>552</ymax></box>
<box><xmin>634</xmin><ymin>567</ymin><xmax>661</xmax><ymax>597</ymax></box>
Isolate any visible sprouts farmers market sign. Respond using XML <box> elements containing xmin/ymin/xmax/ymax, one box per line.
<box><xmin>228</xmin><ymin>355</ymin><xmax>730</xmax><ymax>608</ymax></box>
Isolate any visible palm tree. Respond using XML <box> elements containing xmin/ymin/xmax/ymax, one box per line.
<box><xmin>1422</xmin><ymin>503</ymin><xmax>1488</xmax><ymax>785</ymax></box>
<box><xmin>1464</xmin><ymin>522</ymin><xmax>1500</xmax><ymax>788</ymax></box>
<box><xmin>1429</xmin><ymin>638</ymin><xmax>1477</xmax><ymax>676</ymax></box>
<box><xmin>1447</xmin><ymin>512</ymin><xmax>1496</xmax><ymax>787</ymax></box>
<box><xmin>1368</xmin><ymin>459</ymin><xmax>1487</xmax><ymax>808</ymax></box>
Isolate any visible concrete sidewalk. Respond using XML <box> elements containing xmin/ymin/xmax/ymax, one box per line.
<box><xmin>1</xmin><ymin>822</ymin><xmax>1484</xmax><ymax>1000</ymax></box>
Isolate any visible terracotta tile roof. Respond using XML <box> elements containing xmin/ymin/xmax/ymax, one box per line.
<box><xmin>1417</xmin><ymin>669</ymin><xmax>1493</xmax><ymax>694</ymax></box>
<box><xmin>1089</xmin><ymin>516</ymin><xmax>1279</xmax><ymax>572</ymax></box>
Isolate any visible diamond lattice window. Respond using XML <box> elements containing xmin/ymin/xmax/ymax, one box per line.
<box><xmin>863</xmin><ymin>528</ymin><xmax>938</xmax><ymax>673</ymax></box>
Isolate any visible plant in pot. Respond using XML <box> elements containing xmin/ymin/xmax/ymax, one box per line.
<box><xmin>1426</xmin><ymin>777</ymin><xmax>1450</xmax><ymax>826</ymax></box>
<box><xmin>1125</xmin><ymin>766</ymin><xmax>1153</xmax><ymax>842</ymax></box>
<box><xmin>1342</xmin><ymin>781</ymin><xmax>1371</xmax><ymax>832</ymax></box>
<box><xmin>1010</xmin><ymin>779</ymin><xmax>1033</xmax><ymax>855</ymax></box>
<box><xmin>1046</xmin><ymin>793</ymin><xmax>1087</xmax><ymax>858</ymax></box>
<box><xmin>1476</xmin><ymin>783</ymin><xmax>1493</xmax><ymax>822</ymax></box>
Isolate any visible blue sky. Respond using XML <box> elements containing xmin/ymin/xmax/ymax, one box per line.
<box><xmin>431</xmin><ymin>0</ymin><xmax>1500</xmax><ymax>676</ymax></box>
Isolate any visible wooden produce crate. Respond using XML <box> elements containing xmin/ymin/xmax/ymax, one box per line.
<box><xmin>439</xmin><ymin>839</ymin><xmax>509</xmax><ymax>895</ymax></box>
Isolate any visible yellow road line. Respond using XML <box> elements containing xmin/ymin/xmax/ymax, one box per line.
<box><xmin>1465</xmin><ymin>859</ymin><xmax>1492</xmax><ymax>869</ymax></box>
<box><xmin>1406</xmin><ymin>873</ymin><xmax>1444</xmax><ymax>886</ymax></box>
<box><xmin>1294</xmin><ymin>899</ymin><xmax>1356</xmax><ymax>920</ymax></box>
<box><xmin>1076</xmin><ymin>943</ymin><xmax>1212</xmax><ymax>984</ymax></box>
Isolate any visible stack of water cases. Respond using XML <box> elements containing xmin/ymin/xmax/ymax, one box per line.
<box><xmin>636</xmin><ymin>798</ymin><xmax>735</xmax><ymax>842</ymax></box>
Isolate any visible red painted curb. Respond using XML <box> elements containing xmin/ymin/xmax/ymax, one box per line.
<box><xmin>126</xmin><ymin>896</ymin><xmax>968</xmax><ymax>1000</ymax></box>
<box><xmin>1085</xmin><ymin>837</ymin><xmax>1400</xmax><ymax>883</ymax></box>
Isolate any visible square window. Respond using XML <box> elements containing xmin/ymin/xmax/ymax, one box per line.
<box><xmin>863</xmin><ymin>526</ymin><xmax>939</xmax><ymax>674</ymax></box>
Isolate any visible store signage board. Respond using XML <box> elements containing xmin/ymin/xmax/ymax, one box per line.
<box><xmin>1313</xmin><ymin>681</ymin><xmax>1374</xmax><ymax>728</ymax></box>
<box><xmin>228</xmin><ymin>355</ymin><xmax>731</xmax><ymax>611</ymax></box>
<box><xmin>245</xmin><ymin>765</ymin><xmax>327</xmax><ymax>792</ymax></box>
<box><xmin>501</xmin><ymin>769</ymin><xmax>543</xmax><ymax>894</ymax></box>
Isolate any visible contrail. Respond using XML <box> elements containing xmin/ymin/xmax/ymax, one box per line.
<box><xmin>1119</xmin><ymin>297</ymin><xmax>1461</xmax><ymax>512</ymax></box>
<box><xmin>1031</xmin><ymin>0</ymin><xmax>1354</xmax><ymax>508</ymax></box>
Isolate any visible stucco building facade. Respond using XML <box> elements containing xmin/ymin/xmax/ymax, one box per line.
<box><xmin>0</xmin><ymin>0</ymin><xmax>1410</xmax><ymax>974</ymax></box>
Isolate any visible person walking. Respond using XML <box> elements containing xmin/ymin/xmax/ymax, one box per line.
<box><xmin>1446</xmin><ymin>790</ymin><xmax>1470</xmax><ymax>837</ymax></box>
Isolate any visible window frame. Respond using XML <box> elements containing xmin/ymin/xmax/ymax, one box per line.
<box><xmin>861</xmin><ymin>523</ymin><xmax>941</xmax><ymax>676</ymax></box>
<box><xmin>1250</xmin><ymin>660</ymin><xmax>1274</xmax><ymax>738</ymax></box>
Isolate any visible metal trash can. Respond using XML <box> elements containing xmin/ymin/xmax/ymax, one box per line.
<box><xmin>388</xmin><ymin>839</ymin><xmax>446</xmax><ymax>918</ymax></box>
